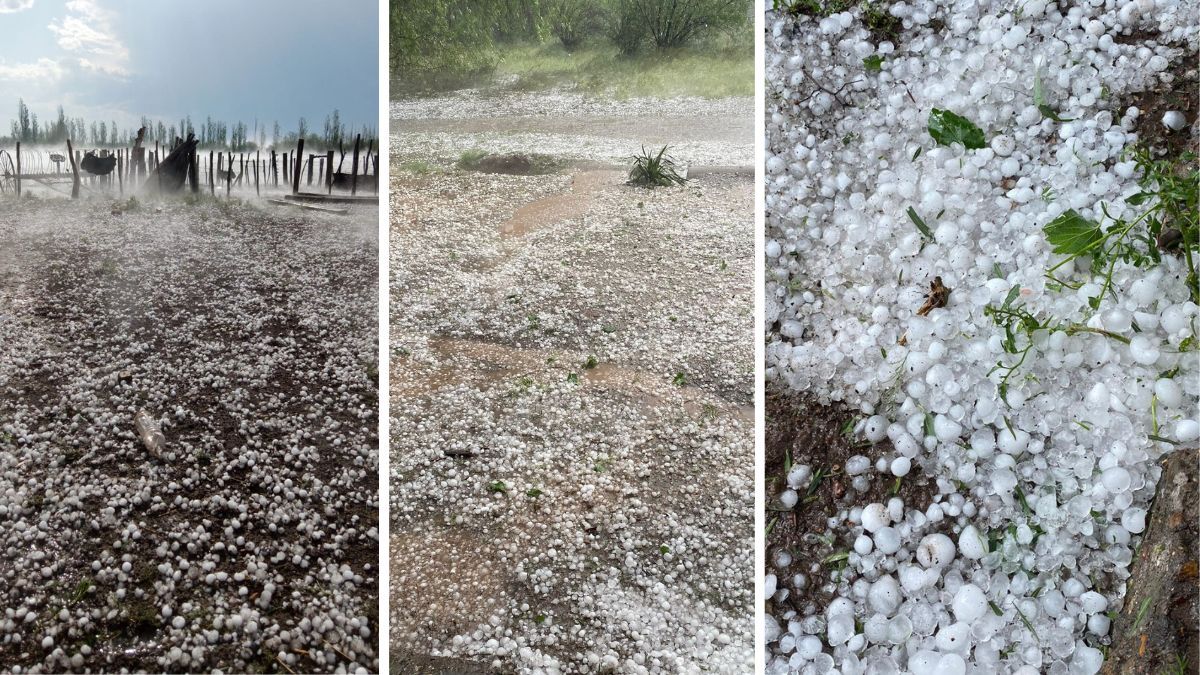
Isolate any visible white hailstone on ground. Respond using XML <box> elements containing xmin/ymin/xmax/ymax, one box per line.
<box><xmin>868</xmin><ymin>575</ymin><xmax>901</xmax><ymax>615</ymax></box>
<box><xmin>890</xmin><ymin>456</ymin><xmax>911</xmax><ymax>477</ymax></box>
<box><xmin>863</xmin><ymin>415</ymin><xmax>889</xmax><ymax>442</ymax></box>
<box><xmin>1162</xmin><ymin>111</ymin><xmax>1186</xmax><ymax>130</ymax></box>
<box><xmin>951</xmin><ymin>584</ymin><xmax>988</xmax><ymax>624</ymax></box>
<box><xmin>916</xmin><ymin>533</ymin><xmax>956</xmax><ymax>568</ymax></box>
<box><xmin>873</xmin><ymin>527</ymin><xmax>902</xmax><ymax>555</ymax></box>
<box><xmin>787</xmin><ymin>464</ymin><xmax>813</xmax><ymax>489</ymax></box>
<box><xmin>854</xmin><ymin>534</ymin><xmax>874</xmax><ymax>555</ymax></box>
<box><xmin>861</xmin><ymin>503</ymin><xmax>890</xmax><ymax>533</ymax></box>
<box><xmin>957</xmin><ymin>525</ymin><xmax>986</xmax><ymax>560</ymax></box>
<box><xmin>1176</xmin><ymin>419</ymin><xmax>1200</xmax><ymax>443</ymax></box>
<box><xmin>779</xmin><ymin>489</ymin><xmax>799</xmax><ymax>510</ymax></box>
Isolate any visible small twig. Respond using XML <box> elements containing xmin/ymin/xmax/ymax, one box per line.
<box><xmin>275</xmin><ymin>655</ymin><xmax>296</xmax><ymax>674</ymax></box>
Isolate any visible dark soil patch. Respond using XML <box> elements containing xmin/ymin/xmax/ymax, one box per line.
<box><xmin>765</xmin><ymin>387</ymin><xmax>937</xmax><ymax>618</ymax></box>
<box><xmin>1115</xmin><ymin>45</ymin><xmax>1198</xmax><ymax>160</ymax></box>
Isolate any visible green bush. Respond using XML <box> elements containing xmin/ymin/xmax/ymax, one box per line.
<box><xmin>544</xmin><ymin>0</ymin><xmax>607</xmax><ymax>50</ymax></box>
<box><xmin>613</xmin><ymin>0</ymin><xmax>747</xmax><ymax>51</ymax></box>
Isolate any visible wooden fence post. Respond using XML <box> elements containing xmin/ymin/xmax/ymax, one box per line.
<box><xmin>14</xmin><ymin>142</ymin><xmax>20</xmax><ymax>197</ymax></box>
<box><xmin>189</xmin><ymin>147</ymin><xmax>199</xmax><ymax>193</ymax></box>
<box><xmin>226</xmin><ymin>151</ymin><xmax>232</xmax><ymax>196</ymax></box>
<box><xmin>67</xmin><ymin>140</ymin><xmax>80</xmax><ymax>199</ymax></box>
<box><xmin>326</xmin><ymin>150</ymin><xmax>334</xmax><ymax>194</ymax></box>
<box><xmin>350</xmin><ymin>134</ymin><xmax>361</xmax><ymax>196</ymax></box>
<box><xmin>117</xmin><ymin>153</ymin><xmax>123</xmax><ymax>196</ymax></box>
<box><xmin>307</xmin><ymin>153</ymin><xmax>314</xmax><ymax>186</ymax></box>
<box><xmin>292</xmin><ymin>139</ymin><xmax>304</xmax><ymax>195</ymax></box>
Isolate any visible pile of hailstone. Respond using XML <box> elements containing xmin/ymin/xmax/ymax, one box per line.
<box><xmin>765</xmin><ymin>1</ymin><xmax>1197</xmax><ymax>674</ymax></box>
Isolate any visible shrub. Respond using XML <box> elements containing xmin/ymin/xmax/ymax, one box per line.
<box><xmin>628</xmin><ymin>146</ymin><xmax>687</xmax><ymax>188</ymax></box>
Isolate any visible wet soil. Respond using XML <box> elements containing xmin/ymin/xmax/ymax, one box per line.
<box><xmin>765</xmin><ymin>387</ymin><xmax>938</xmax><ymax>617</ymax></box>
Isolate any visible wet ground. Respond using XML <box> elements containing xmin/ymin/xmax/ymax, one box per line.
<box><xmin>0</xmin><ymin>196</ymin><xmax>378</xmax><ymax>673</ymax></box>
<box><xmin>390</xmin><ymin>89</ymin><xmax>754</xmax><ymax>672</ymax></box>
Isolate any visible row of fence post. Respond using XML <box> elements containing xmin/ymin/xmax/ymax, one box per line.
<box><xmin>7</xmin><ymin>138</ymin><xmax>378</xmax><ymax>200</ymax></box>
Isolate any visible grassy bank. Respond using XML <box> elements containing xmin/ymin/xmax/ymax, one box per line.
<box><xmin>393</xmin><ymin>37</ymin><xmax>752</xmax><ymax>100</ymax></box>
<box><xmin>493</xmin><ymin>38</ymin><xmax>753</xmax><ymax>99</ymax></box>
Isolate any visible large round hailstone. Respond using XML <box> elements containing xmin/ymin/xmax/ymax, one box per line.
<box><xmin>1162</xmin><ymin>110</ymin><xmax>1186</xmax><ymax>130</ymax></box>
<box><xmin>916</xmin><ymin>533</ymin><xmax>956</xmax><ymax>568</ymax></box>
<box><xmin>1072</xmin><ymin>644</ymin><xmax>1105</xmax><ymax>675</ymax></box>
<box><xmin>1129</xmin><ymin>336</ymin><xmax>1160</xmax><ymax>365</ymax></box>
<box><xmin>1122</xmin><ymin>507</ymin><xmax>1147</xmax><ymax>534</ymax></box>
<box><xmin>1080</xmin><ymin>590</ymin><xmax>1108</xmax><ymax>614</ymax></box>
<box><xmin>854</xmin><ymin>534</ymin><xmax>874</xmax><ymax>555</ymax></box>
<box><xmin>908</xmin><ymin>650</ymin><xmax>940</xmax><ymax>675</ymax></box>
<box><xmin>951</xmin><ymin>584</ymin><xmax>988</xmax><ymax>623</ymax></box>
<box><xmin>764</xmin><ymin>574</ymin><xmax>777</xmax><ymax>599</ymax></box>
<box><xmin>786</xmin><ymin>464</ymin><xmax>812</xmax><ymax>489</ymax></box>
<box><xmin>1155</xmin><ymin>379</ymin><xmax>1183</xmax><ymax>408</ymax></box>
<box><xmin>779</xmin><ymin>489</ymin><xmax>799</xmax><ymax>510</ymax></box>
<box><xmin>890</xmin><ymin>456</ymin><xmax>911</xmax><ymax>477</ymax></box>
<box><xmin>868</xmin><ymin>575</ymin><xmax>901</xmax><ymax>615</ymax></box>
<box><xmin>887</xmin><ymin>614</ymin><xmax>912</xmax><ymax>644</ymax></box>
<box><xmin>827</xmin><ymin>614</ymin><xmax>855</xmax><ymax>645</ymax></box>
<box><xmin>874</xmin><ymin>527</ymin><xmax>901</xmax><ymax>555</ymax></box>
<box><xmin>863</xmin><ymin>415</ymin><xmax>889</xmax><ymax>443</ymax></box>
<box><xmin>796</xmin><ymin>635</ymin><xmax>822</xmax><ymax>659</ymax></box>
<box><xmin>935</xmin><ymin>653</ymin><xmax>967</xmax><ymax>675</ymax></box>
<box><xmin>957</xmin><ymin>524</ymin><xmax>986</xmax><ymax>560</ymax></box>
<box><xmin>1101</xmin><ymin>466</ymin><xmax>1131</xmax><ymax>492</ymax></box>
<box><xmin>1176</xmin><ymin>419</ymin><xmax>1200</xmax><ymax>443</ymax></box>
<box><xmin>861</xmin><ymin>503</ymin><xmax>890</xmax><ymax>533</ymax></box>
<box><xmin>934</xmin><ymin>621</ymin><xmax>971</xmax><ymax>652</ymax></box>
<box><xmin>997</xmin><ymin>427</ymin><xmax>1029</xmax><ymax>455</ymax></box>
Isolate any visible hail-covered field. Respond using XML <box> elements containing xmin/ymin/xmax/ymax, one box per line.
<box><xmin>390</xmin><ymin>90</ymin><xmax>755</xmax><ymax>673</ymax></box>
<box><xmin>0</xmin><ymin>197</ymin><xmax>379</xmax><ymax>672</ymax></box>
<box><xmin>765</xmin><ymin>1</ymin><xmax>1197</xmax><ymax>674</ymax></box>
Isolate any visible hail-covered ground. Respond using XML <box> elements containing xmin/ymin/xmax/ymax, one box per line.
<box><xmin>390</xmin><ymin>89</ymin><xmax>754</xmax><ymax>673</ymax></box>
<box><xmin>0</xmin><ymin>196</ymin><xmax>378</xmax><ymax>672</ymax></box>
<box><xmin>765</xmin><ymin>2</ymin><xmax>1198</xmax><ymax>674</ymax></box>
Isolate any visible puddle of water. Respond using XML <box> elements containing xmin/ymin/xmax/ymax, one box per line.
<box><xmin>499</xmin><ymin>170</ymin><xmax>621</xmax><ymax>237</ymax></box>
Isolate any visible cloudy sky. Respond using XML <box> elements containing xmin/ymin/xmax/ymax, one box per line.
<box><xmin>0</xmin><ymin>0</ymin><xmax>378</xmax><ymax>139</ymax></box>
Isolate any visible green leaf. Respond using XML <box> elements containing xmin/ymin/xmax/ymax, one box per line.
<box><xmin>907</xmin><ymin>206</ymin><xmax>934</xmax><ymax>240</ymax></box>
<box><xmin>928</xmin><ymin>108</ymin><xmax>986</xmax><ymax>149</ymax></box>
<box><xmin>911</xmin><ymin>146</ymin><xmax>922</xmax><ymax>161</ymax></box>
<box><xmin>1126</xmin><ymin>192</ymin><xmax>1151</xmax><ymax>206</ymax></box>
<box><xmin>1002</xmin><ymin>286</ymin><xmax>1021</xmax><ymax>309</ymax></box>
<box><xmin>863</xmin><ymin>54</ymin><xmax>883</xmax><ymax>72</ymax></box>
<box><xmin>487</xmin><ymin>480</ymin><xmax>508</xmax><ymax>494</ymax></box>
<box><xmin>1043</xmin><ymin>209</ymin><xmax>1103</xmax><ymax>255</ymax></box>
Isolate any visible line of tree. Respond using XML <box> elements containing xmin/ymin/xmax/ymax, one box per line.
<box><xmin>391</xmin><ymin>0</ymin><xmax>749</xmax><ymax>80</ymax></box>
<box><xmin>3</xmin><ymin>99</ymin><xmax>376</xmax><ymax>152</ymax></box>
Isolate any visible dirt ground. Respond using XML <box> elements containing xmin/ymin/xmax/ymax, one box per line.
<box><xmin>0</xmin><ymin>196</ymin><xmax>378</xmax><ymax>673</ymax></box>
<box><xmin>390</xmin><ymin>90</ymin><xmax>755</xmax><ymax>672</ymax></box>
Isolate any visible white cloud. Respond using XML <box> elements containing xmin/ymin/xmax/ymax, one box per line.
<box><xmin>48</xmin><ymin>0</ymin><xmax>130</xmax><ymax>78</ymax></box>
<box><xmin>0</xmin><ymin>0</ymin><xmax>34</xmax><ymax>14</ymax></box>
<box><xmin>0</xmin><ymin>58</ymin><xmax>64</xmax><ymax>81</ymax></box>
